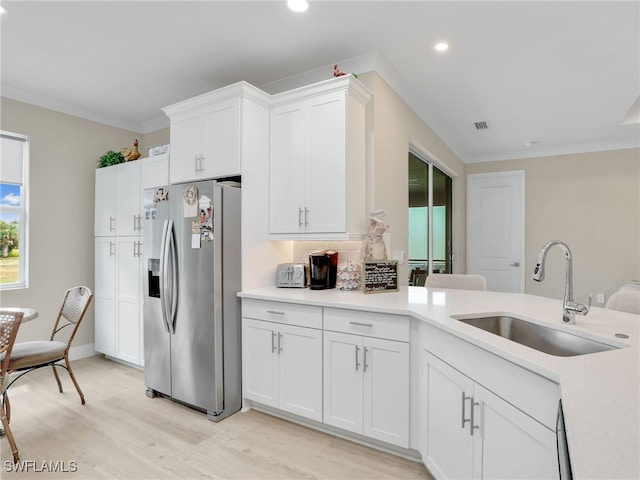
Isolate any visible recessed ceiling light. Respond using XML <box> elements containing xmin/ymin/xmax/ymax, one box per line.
<box><xmin>287</xmin><ymin>0</ymin><xmax>309</xmax><ymax>13</ymax></box>
<box><xmin>0</xmin><ymin>5</ymin><xmax>7</xmax><ymax>14</ymax></box>
<box><xmin>434</xmin><ymin>42</ymin><xmax>449</xmax><ymax>52</ymax></box>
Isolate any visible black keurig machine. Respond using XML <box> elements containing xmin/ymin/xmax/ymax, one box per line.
<box><xmin>309</xmin><ymin>250</ymin><xmax>338</xmax><ymax>290</ymax></box>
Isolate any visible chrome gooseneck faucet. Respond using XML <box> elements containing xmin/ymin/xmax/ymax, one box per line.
<box><xmin>532</xmin><ymin>240</ymin><xmax>591</xmax><ymax>324</ymax></box>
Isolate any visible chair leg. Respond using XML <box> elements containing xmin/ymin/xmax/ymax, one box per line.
<box><xmin>0</xmin><ymin>405</ymin><xmax>19</xmax><ymax>463</ymax></box>
<box><xmin>64</xmin><ymin>356</ymin><xmax>85</xmax><ymax>405</ymax></box>
<box><xmin>4</xmin><ymin>391</ymin><xmax>10</xmax><ymax>424</ymax></box>
<box><xmin>51</xmin><ymin>364</ymin><xmax>64</xmax><ymax>393</ymax></box>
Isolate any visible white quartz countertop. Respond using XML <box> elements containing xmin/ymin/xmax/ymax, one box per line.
<box><xmin>238</xmin><ymin>286</ymin><xmax>640</xmax><ymax>480</ymax></box>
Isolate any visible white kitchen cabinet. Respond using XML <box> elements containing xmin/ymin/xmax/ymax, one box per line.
<box><xmin>94</xmin><ymin>155</ymin><xmax>167</xmax><ymax>366</ymax></box>
<box><xmin>269</xmin><ymin>76</ymin><xmax>371</xmax><ymax>240</ymax></box>
<box><xmin>94</xmin><ymin>166</ymin><xmax>117</xmax><ymax>236</ymax></box>
<box><xmin>94</xmin><ymin>236</ymin><xmax>144</xmax><ymax>365</ymax></box>
<box><xmin>420</xmin><ymin>322</ymin><xmax>560</xmax><ymax>480</ymax></box>
<box><xmin>95</xmin><ymin>155</ymin><xmax>169</xmax><ymax>237</ymax></box>
<box><xmin>114</xmin><ymin>161</ymin><xmax>142</xmax><ymax>236</ymax></box>
<box><xmin>114</xmin><ymin>236</ymin><xmax>143</xmax><ymax>365</ymax></box>
<box><xmin>424</xmin><ymin>352</ymin><xmax>557</xmax><ymax>480</ymax></box>
<box><xmin>163</xmin><ymin>82</ymin><xmax>270</xmax><ymax>184</ymax></box>
<box><xmin>242</xmin><ymin>300</ymin><xmax>323</xmax><ymax>422</ymax></box>
<box><xmin>94</xmin><ymin>237</ymin><xmax>116</xmax><ymax>355</ymax></box>
<box><xmin>323</xmin><ymin>309</ymin><xmax>410</xmax><ymax>448</ymax></box>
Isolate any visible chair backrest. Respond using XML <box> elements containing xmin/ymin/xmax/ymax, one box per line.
<box><xmin>605</xmin><ymin>290</ymin><xmax>640</xmax><ymax>315</ymax></box>
<box><xmin>0</xmin><ymin>311</ymin><xmax>24</xmax><ymax>383</ymax></box>
<box><xmin>424</xmin><ymin>273</ymin><xmax>488</xmax><ymax>291</ymax></box>
<box><xmin>51</xmin><ymin>286</ymin><xmax>93</xmax><ymax>346</ymax></box>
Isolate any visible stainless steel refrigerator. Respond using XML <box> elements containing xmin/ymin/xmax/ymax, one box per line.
<box><xmin>142</xmin><ymin>180</ymin><xmax>241</xmax><ymax>422</ymax></box>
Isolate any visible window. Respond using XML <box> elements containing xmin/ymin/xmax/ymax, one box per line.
<box><xmin>408</xmin><ymin>151</ymin><xmax>452</xmax><ymax>285</ymax></box>
<box><xmin>0</xmin><ymin>131</ymin><xmax>29</xmax><ymax>289</ymax></box>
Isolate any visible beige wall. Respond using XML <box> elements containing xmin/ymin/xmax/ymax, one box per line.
<box><xmin>358</xmin><ymin>72</ymin><xmax>466</xmax><ymax>284</ymax></box>
<box><xmin>466</xmin><ymin>149</ymin><xmax>640</xmax><ymax>303</ymax></box>
<box><xmin>0</xmin><ymin>97</ymin><xmax>169</xmax><ymax>347</ymax></box>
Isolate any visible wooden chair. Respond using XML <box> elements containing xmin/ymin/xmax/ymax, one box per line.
<box><xmin>4</xmin><ymin>287</ymin><xmax>93</xmax><ymax>406</ymax></box>
<box><xmin>0</xmin><ymin>310</ymin><xmax>24</xmax><ymax>463</ymax></box>
<box><xmin>424</xmin><ymin>273</ymin><xmax>487</xmax><ymax>291</ymax></box>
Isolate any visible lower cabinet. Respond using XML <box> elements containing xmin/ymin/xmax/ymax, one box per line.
<box><xmin>242</xmin><ymin>301</ymin><xmax>323</xmax><ymax>422</ymax></box>
<box><xmin>243</xmin><ymin>319</ymin><xmax>322</xmax><ymax>421</ymax></box>
<box><xmin>423</xmin><ymin>350</ymin><xmax>559</xmax><ymax>480</ymax></box>
<box><xmin>323</xmin><ymin>308</ymin><xmax>411</xmax><ymax>448</ymax></box>
<box><xmin>94</xmin><ymin>236</ymin><xmax>143</xmax><ymax>366</ymax></box>
<box><xmin>323</xmin><ymin>331</ymin><xmax>410</xmax><ymax>447</ymax></box>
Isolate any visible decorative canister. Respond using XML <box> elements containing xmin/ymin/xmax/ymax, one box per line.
<box><xmin>337</xmin><ymin>261</ymin><xmax>362</xmax><ymax>291</ymax></box>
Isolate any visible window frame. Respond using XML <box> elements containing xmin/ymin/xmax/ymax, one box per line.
<box><xmin>0</xmin><ymin>130</ymin><xmax>29</xmax><ymax>290</ymax></box>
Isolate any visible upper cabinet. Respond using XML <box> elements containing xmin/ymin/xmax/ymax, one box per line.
<box><xmin>269</xmin><ymin>76</ymin><xmax>372</xmax><ymax>240</ymax></box>
<box><xmin>162</xmin><ymin>82</ymin><xmax>271</xmax><ymax>184</ymax></box>
<box><xmin>95</xmin><ymin>154</ymin><xmax>169</xmax><ymax>237</ymax></box>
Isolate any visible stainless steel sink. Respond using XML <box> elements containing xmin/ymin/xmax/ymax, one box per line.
<box><xmin>452</xmin><ymin>315</ymin><xmax>619</xmax><ymax>356</ymax></box>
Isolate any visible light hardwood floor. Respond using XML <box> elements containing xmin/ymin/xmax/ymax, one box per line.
<box><xmin>1</xmin><ymin>356</ymin><xmax>432</xmax><ymax>479</ymax></box>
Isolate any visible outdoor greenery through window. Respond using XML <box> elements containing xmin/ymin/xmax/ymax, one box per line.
<box><xmin>0</xmin><ymin>131</ymin><xmax>29</xmax><ymax>289</ymax></box>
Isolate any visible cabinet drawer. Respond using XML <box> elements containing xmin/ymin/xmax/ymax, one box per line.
<box><xmin>324</xmin><ymin>308</ymin><xmax>410</xmax><ymax>342</ymax></box>
<box><xmin>242</xmin><ymin>299</ymin><xmax>322</xmax><ymax>329</ymax></box>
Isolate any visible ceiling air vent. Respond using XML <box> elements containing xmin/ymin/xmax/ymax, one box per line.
<box><xmin>474</xmin><ymin>121</ymin><xmax>490</xmax><ymax>130</ymax></box>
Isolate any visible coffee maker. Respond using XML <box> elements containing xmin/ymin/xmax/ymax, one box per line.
<box><xmin>309</xmin><ymin>250</ymin><xmax>338</xmax><ymax>290</ymax></box>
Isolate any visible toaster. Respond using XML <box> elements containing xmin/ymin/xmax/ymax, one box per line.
<box><xmin>276</xmin><ymin>263</ymin><xmax>308</xmax><ymax>288</ymax></box>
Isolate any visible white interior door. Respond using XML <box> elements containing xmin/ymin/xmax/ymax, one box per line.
<box><xmin>467</xmin><ymin>171</ymin><xmax>524</xmax><ymax>293</ymax></box>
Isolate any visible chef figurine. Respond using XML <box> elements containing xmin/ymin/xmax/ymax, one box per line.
<box><xmin>360</xmin><ymin>210</ymin><xmax>389</xmax><ymax>262</ymax></box>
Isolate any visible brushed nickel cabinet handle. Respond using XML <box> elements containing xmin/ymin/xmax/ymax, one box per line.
<box><xmin>462</xmin><ymin>392</ymin><xmax>471</xmax><ymax>429</ymax></box>
<box><xmin>355</xmin><ymin>345</ymin><xmax>360</xmax><ymax>371</ymax></box>
<box><xmin>349</xmin><ymin>321</ymin><xmax>374</xmax><ymax>327</ymax></box>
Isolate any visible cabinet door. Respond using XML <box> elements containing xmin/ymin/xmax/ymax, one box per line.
<box><xmin>323</xmin><ymin>331</ymin><xmax>363</xmax><ymax>434</ymax></box>
<box><xmin>169</xmin><ymin>112</ymin><xmax>201</xmax><ymax>184</ymax></box>
<box><xmin>424</xmin><ymin>353</ymin><xmax>474</xmax><ymax>480</ymax></box>
<box><xmin>243</xmin><ymin>318</ymin><xmax>280</xmax><ymax>408</ymax></box>
<box><xmin>306</xmin><ymin>92</ymin><xmax>347</xmax><ymax>233</ymax></box>
<box><xmin>115</xmin><ymin>237</ymin><xmax>142</xmax><ymax>365</ymax></box>
<box><xmin>475</xmin><ymin>386</ymin><xmax>558</xmax><ymax>480</ymax></box>
<box><xmin>269</xmin><ymin>103</ymin><xmax>306</xmax><ymax>234</ymax></box>
<box><xmin>363</xmin><ymin>337</ymin><xmax>410</xmax><ymax>448</ymax></box>
<box><xmin>140</xmin><ymin>153</ymin><xmax>169</xmax><ymax>190</ymax></box>
<box><xmin>278</xmin><ymin>324</ymin><xmax>323</xmax><ymax>421</ymax></box>
<box><xmin>94</xmin><ymin>237</ymin><xmax>116</xmax><ymax>355</ymax></box>
<box><xmin>202</xmin><ymin>99</ymin><xmax>240</xmax><ymax>178</ymax></box>
<box><xmin>115</xmin><ymin>162</ymin><xmax>141</xmax><ymax>236</ymax></box>
<box><xmin>95</xmin><ymin>167</ymin><xmax>116</xmax><ymax>236</ymax></box>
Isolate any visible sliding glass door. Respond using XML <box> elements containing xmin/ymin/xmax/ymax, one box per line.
<box><xmin>408</xmin><ymin>152</ymin><xmax>452</xmax><ymax>285</ymax></box>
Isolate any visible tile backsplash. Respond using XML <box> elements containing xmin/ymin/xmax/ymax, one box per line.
<box><xmin>292</xmin><ymin>241</ymin><xmax>363</xmax><ymax>265</ymax></box>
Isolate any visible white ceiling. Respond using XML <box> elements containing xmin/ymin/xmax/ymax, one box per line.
<box><xmin>1</xmin><ymin>0</ymin><xmax>639</xmax><ymax>163</ymax></box>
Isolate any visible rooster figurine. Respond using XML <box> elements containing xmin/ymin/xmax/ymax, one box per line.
<box><xmin>122</xmin><ymin>139</ymin><xmax>141</xmax><ymax>161</ymax></box>
<box><xmin>333</xmin><ymin>64</ymin><xmax>358</xmax><ymax>79</ymax></box>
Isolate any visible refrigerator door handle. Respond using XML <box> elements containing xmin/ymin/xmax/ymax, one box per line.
<box><xmin>159</xmin><ymin>220</ymin><xmax>171</xmax><ymax>333</ymax></box>
<box><xmin>167</xmin><ymin>220</ymin><xmax>178</xmax><ymax>334</ymax></box>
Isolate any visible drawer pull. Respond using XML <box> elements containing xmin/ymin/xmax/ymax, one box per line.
<box><xmin>266</xmin><ymin>310</ymin><xmax>285</xmax><ymax>315</ymax></box>
<box><xmin>349</xmin><ymin>321</ymin><xmax>374</xmax><ymax>327</ymax></box>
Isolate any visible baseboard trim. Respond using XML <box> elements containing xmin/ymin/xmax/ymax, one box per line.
<box><xmin>243</xmin><ymin>400</ymin><xmax>422</xmax><ymax>464</ymax></box>
<box><xmin>69</xmin><ymin>343</ymin><xmax>97</xmax><ymax>361</ymax></box>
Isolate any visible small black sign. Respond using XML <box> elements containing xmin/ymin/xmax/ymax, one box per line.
<box><xmin>363</xmin><ymin>261</ymin><xmax>399</xmax><ymax>294</ymax></box>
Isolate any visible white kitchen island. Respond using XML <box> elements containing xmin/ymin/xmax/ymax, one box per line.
<box><xmin>238</xmin><ymin>286</ymin><xmax>639</xmax><ymax>480</ymax></box>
